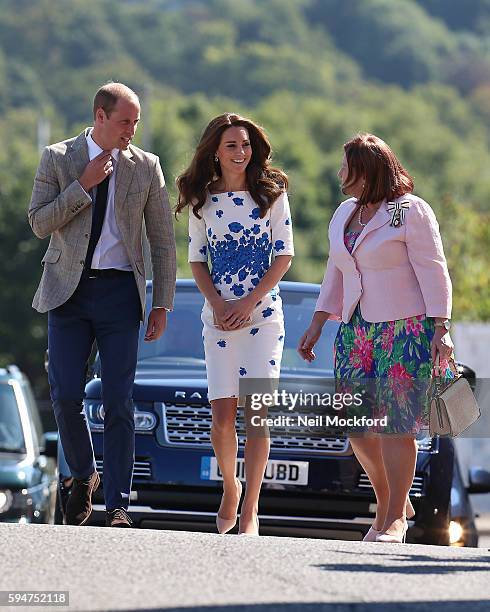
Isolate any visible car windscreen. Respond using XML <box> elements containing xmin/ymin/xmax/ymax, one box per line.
<box><xmin>281</xmin><ymin>290</ymin><xmax>337</xmax><ymax>374</ymax></box>
<box><xmin>137</xmin><ymin>288</ymin><xmax>206</xmax><ymax>366</ymax></box>
<box><xmin>0</xmin><ymin>383</ymin><xmax>26</xmax><ymax>453</ymax></box>
<box><xmin>137</xmin><ymin>286</ymin><xmax>337</xmax><ymax>374</ymax></box>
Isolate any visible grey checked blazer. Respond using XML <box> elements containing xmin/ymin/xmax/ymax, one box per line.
<box><xmin>29</xmin><ymin>129</ymin><xmax>176</xmax><ymax>320</ymax></box>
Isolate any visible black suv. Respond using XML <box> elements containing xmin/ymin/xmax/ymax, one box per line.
<box><xmin>59</xmin><ymin>280</ymin><xmax>490</xmax><ymax>545</ymax></box>
<box><xmin>0</xmin><ymin>365</ymin><xmax>57</xmax><ymax>524</ymax></box>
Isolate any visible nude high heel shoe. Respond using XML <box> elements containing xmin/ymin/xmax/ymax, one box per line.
<box><xmin>364</xmin><ymin>498</ymin><xmax>414</xmax><ymax>542</ymax></box>
<box><xmin>216</xmin><ymin>479</ymin><xmax>242</xmax><ymax>534</ymax></box>
<box><xmin>376</xmin><ymin>519</ymin><xmax>408</xmax><ymax>543</ymax></box>
<box><xmin>363</xmin><ymin>526</ymin><xmax>381</xmax><ymax>542</ymax></box>
<box><xmin>238</xmin><ymin>513</ymin><xmax>259</xmax><ymax>536</ymax></box>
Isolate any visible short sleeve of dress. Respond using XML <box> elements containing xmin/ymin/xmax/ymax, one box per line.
<box><xmin>188</xmin><ymin>207</ymin><xmax>208</xmax><ymax>262</ymax></box>
<box><xmin>270</xmin><ymin>191</ymin><xmax>295</xmax><ymax>257</ymax></box>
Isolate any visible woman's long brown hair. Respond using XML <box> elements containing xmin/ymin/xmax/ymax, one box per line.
<box><xmin>343</xmin><ymin>133</ymin><xmax>414</xmax><ymax>206</ymax></box>
<box><xmin>175</xmin><ymin>113</ymin><xmax>288</xmax><ymax>219</ymax></box>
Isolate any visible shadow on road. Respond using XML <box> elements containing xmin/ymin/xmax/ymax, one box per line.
<box><xmin>313</xmin><ymin>547</ymin><xmax>490</xmax><ymax>575</ymax></box>
<box><xmin>115</xmin><ymin>601</ymin><xmax>490</xmax><ymax>612</ymax></box>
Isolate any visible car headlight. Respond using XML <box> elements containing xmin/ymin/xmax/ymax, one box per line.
<box><xmin>85</xmin><ymin>402</ymin><xmax>105</xmax><ymax>430</ymax></box>
<box><xmin>449</xmin><ymin>520</ymin><xmax>464</xmax><ymax>545</ymax></box>
<box><xmin>0</xmin><ymin>490</ymin><xmax>13</xmax><ymax>513</ymax></box>
<box><xmin>85</xmin><ymin>402</ymin><xmax>157</xmax><ymax>432</ymax></box>
<box><xmin>0</xmin><ymin>489</ymin><xmax>31</xmax><ymax>516</ymax></box>
<box><xmin>133</xmin><ymin>411</ymin><xmax>157</xmax><ymax>431</ymax></box>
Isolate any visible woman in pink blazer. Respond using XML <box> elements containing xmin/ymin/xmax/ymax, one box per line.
<box><xmin>298</xmin><ymin>133</ymin><xmax>454</xmax><ymax>544</ymax></box>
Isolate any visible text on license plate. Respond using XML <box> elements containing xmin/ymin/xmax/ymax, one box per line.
<box><xmin>200</xmin><ymin>456</ymin><xmax>309</xmax><ymax>485</ymax></box>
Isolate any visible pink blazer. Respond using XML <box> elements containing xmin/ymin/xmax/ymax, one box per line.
<box><xmin>315</xmin><ymin>194</ymin><xmax>452</xmax><ymax>323</ymax></box>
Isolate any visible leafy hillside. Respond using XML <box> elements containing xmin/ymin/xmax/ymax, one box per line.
<box><xmin>0</xmin><ymin>0</ymin><xmax>489</xmax><ymax>392</ymax></box>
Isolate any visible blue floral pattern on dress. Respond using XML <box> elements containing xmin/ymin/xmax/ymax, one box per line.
<box><xmin>228</xmin><ymin>222</ymin><xmax>244</xmax><ymax>233</ymax></box>
<box><xmin>231</xmin><ymin>283</ymin><xmax>245</xmax><ymax>296</ymax></box>
<box><xmin>188</xmin><ymin>190</ymin><xmax>295</xmax><ymax>402</ymax></box>
<box><xmin>188</xmin><ymin>191</ymin><xmax>294</xmax><ymax>301</ymax></box>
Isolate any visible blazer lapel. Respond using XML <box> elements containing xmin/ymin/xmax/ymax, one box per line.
<box><xmin>335</xmin><ymin>200</ymin><xmax>358</xmax><ymax>256</ymax></box>
<box><xmin>67</xmin><ymin>129</ymin><xmax>90</xmax><ymax>184</ymax></box>
<box><xmin>351</xmin><ymin>200</ymin><xmax>391</xmax><ymax>255</ymax></box>
<box><xmin>114</xmin><ymin>148</ymin><xmax>136</xmax><ymax>215</ymax></box>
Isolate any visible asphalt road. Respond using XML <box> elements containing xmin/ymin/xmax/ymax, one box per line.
<box><xmin>1</xmin><ymin>524</ymin><xmax>490</xmax><ymax>612</ymax></box>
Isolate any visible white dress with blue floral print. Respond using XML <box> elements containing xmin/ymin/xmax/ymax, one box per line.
<box><xmin>188</xmin><ymin>190</ymin><xmax>294</xmax><ymax>401</ymax></box>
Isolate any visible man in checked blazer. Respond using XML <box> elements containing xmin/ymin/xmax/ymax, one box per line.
<box><xmin>29</xmin><ymin>82</ymin><xmax>176</xmax><ymax>527</ymax></box>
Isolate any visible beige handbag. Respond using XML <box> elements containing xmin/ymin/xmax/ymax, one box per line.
<box><xmin>428</xmin><ymin>355</ymin><xmax>480</xmax><ymax>437</ymax></box>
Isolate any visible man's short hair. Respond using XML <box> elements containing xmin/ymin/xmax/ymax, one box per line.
<box><xmin>93</xmin><ymin>82</ymin><xmax>140</xmax><ymax>119</ymax></box>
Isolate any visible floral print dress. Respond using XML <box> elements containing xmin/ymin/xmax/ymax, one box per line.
<box><xmin>334</xmin><ymin>230</ymin><xmax>451</xmax><ymax>434</ymax></box>
<box><xmin>188</xmin><ymin>190</ymin><xmax>294</xmax><ymax>401</ymax></box>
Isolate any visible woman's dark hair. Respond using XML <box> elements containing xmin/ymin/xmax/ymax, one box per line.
<box><xmin>343</xmin><ymin>133</ymin><xmax>414</xmax><ymax>206</ymax></box>
<box><xmin>175</xmin><ymin>113</ymin><xmax>288</xmax><ymax>219</ymax></box>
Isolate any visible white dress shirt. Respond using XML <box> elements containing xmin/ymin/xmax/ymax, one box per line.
<box><xmin>84</xmin><ymin>130</ymin><xmax>132</xmax><ymax>271</ymax></box>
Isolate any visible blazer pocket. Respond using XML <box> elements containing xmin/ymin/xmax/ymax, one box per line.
<box><xmin>135</xmin><ymin>260</ymin><xmax>145</xmax><ymax>276</ymax></box>
<box><xmin>42</xmin><ymin>247</ymin><xmax>61</xmax><ymax>265</ymax></box>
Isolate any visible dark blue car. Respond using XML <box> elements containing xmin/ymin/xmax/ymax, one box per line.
<box><xmin>0</xmin><ymin>366</ymin><xmax>57</xmax><ymax>524</ymax></box>
<box><xmin>58</xmin><ymin>280</ymin><xmax>490</xmax><ymax>545</ymax></box>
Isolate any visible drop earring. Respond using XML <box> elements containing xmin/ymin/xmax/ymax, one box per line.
<box><xmin>214</xmin><ymin>155</ymin><xmax>219</xmax><ymax>163</ymax></box>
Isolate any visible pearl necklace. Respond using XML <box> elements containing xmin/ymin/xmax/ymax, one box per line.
<box><xmin>358</xmin><ymin>205</ymin><xmax>368</xmax><ymax>227</ymax></box>
<box><xmin>358</xmin><ymin>203</ymin><xmax>381</xmax><ymax>227</ymax></box>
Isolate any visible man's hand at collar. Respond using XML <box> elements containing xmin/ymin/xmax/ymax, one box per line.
<box><xmin>144</xmin><ymin>308</ymin><xmax>168</xmax><ymax>342</ymax></box>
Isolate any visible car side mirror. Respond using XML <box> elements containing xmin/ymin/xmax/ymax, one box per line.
<box><xmin>42</xmin><ymin>431</ymin><xmax>58</xmax><ymax>460</ymax></box>
<box><xmin>457</xmin><ymin>362</ymin><xmax>476</xmax><ymax>393</ymax></box>
<box><xmin>467</xmin><ymin>467</ymin><xmax>490</xmax><ymax>494</ymax></box>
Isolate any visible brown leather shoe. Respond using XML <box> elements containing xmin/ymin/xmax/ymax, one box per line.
<box><xmin>65</xmin><ymin>471</ymin><xmax>100</xmax><ymax>526</ymax></box>
<box><xmin>106</xmin><ymin>507</ymin><xmax>133</xmax><ymax>528</ymax></box>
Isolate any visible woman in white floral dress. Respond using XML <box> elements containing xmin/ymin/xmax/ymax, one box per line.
<box><xmin>176</xmin><ymin>113</ymin><xmax>294</xmax><ymax>535</ymax></box>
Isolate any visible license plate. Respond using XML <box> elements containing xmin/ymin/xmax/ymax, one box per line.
<box><xmin>200</xmin><ymin>456</ymin><xmax>309</xmax><ymax>485</ymax></box>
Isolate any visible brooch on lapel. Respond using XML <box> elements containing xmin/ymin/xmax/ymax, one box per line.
<box><xmin>387</xmin><ymin>200</ymin><xmax>410</xmax><ymax>227</ymax></box>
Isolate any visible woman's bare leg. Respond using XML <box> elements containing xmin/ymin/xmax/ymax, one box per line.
<box><xmin>210</xmin><ymin>397</ymin><xmax>241</xmax><ymax>520</ymax></box>
<box><xmin>349</xmin><ymin>436</ymin><xmax>389</xmax><ymax>530</ymax></box>
<box><xmin>350</xmin><ymin>436</ymin><xmax>415</xmax><ymax>531</ymax></box>
<box><xmin>239</xmin><ymin>399</ymin><xmax>270</xmax><ymax>534</ymax></box>
<box><xmin>380</xmin><ymin>436</ymin><xmax>417</xmax><ymax>535</ymax></box>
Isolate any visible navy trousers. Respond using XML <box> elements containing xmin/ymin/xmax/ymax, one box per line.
<box><xmin>48</xmin><ymin>272</ymin><xmax>141</xmax><ymax>510</ymax></box>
